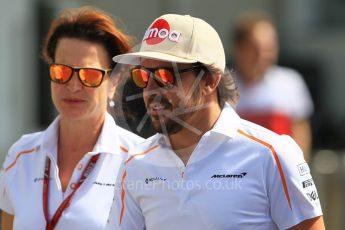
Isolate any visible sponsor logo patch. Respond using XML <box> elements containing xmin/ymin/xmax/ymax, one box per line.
<box><xmin>34</xmin><ymin>177</ymin><xmax>45</xmax><ymax>183</ymax></box>
<box><xmin>93</xmin><ymin>181</ymin><xmax>115</xmax><ymax>187</ymax></box>
<box><xmin>297</xmin><ymin>162</ymin><xmax>310</xmax><ymax>176</ymax></box>
<box><xmin>143</xmin><ymin>19</ymin><xmax>181</xmax><ymax>45</ymax></box>
<box><xmin>306</xmin><ymin>190</ymin><xmax>319</xmax><ymax>201</ymax></box>
<box><xmin>145</xmin><ymin>177</ymin><xmax>167</xmax><ymax>184</ymax></box>
<box><xmin>302</xmin><ymin>178</ymin><xmax>314</xmax><ymax>188</ymax></box>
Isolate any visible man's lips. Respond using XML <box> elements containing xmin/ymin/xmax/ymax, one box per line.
<box><xmin>148</xmin><ymin>101</ymin><xmax>172</xmax><ymax>118</ymax></box>
<box><xmin>149</xmin><ymin>102</ymin><xmax>167</xmax><ymax>111</ymax></box>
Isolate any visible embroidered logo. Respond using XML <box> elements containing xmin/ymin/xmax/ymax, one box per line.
<box><xmin>302</xmin><ymin>178</ymin><xmax>314</xmax><ymax>188</ymax></box>
<box><xmin>307</xmin><ymin>191</ymin><xmax>319</xmax><ymax>201</ymax></box>
<box><xmin>297</xmin><ymin>162</ymin><xmax>310</xmax><ymax>176</ymax></box>
<box><xmin>211</xmin><ymin>172</ymin><xmax>247</xmax><ymax>179</ymax></box>
<box><xmin>143</xmin><ymin>19</ymin><xmax>181</xmax><ymax>45</ymax></box>
<box><xmin>145</xmin><ymin>176</ymin><xmax>167</xmax><ymax>184</ymax></box>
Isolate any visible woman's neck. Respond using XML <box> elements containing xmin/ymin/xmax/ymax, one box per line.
<box><xmin>56</xmin><ymin>114</ymin><xmax>105</xmax><ymax>192</ymax></box>
<box><xmin>58</xmin><ymin>114</ymin><xmax>104</xmax><ymax>154</ymax></box>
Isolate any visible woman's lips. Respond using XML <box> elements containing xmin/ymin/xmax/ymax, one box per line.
<box><xmin>63</xmin><ymin>98</ymin><xmax>85</xmax><ymax>104</ymax></box>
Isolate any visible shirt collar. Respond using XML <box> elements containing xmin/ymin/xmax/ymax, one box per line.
<box><xmin>40</xmin><ymin>112</ymin><xmax>120</xmax><ymax>160</ymax></box>
<box><xmin>150</xmin><ymin>103</ymin><xmax>241</xmax><ymax>165</ymax></box>
<box><xmin>41</xmin><ymin>116</ymin><xmax>59</xmax><ymax>160</ymax></box>
<box><xmin>155</xmin><ymin>102</ymin><xmax>241</xmax><ymax>144</ymax></box>
<box><xmin>92</xmin><ymin>112</ymin><xmax>119</xmax><ymax>154</ymax></box>
<box><xmin>210</xmin><ymin>102</ymin><xmax>241</xmax><ymax>139</ymax></box>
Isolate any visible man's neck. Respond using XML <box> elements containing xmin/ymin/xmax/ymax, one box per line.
<box><xmin>168</xmin><ymin>102</ymin><xmax>221</xmax><ymax>165</ymax></box>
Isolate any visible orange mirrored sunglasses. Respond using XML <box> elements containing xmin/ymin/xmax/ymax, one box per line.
<box><xmin>49</xmin><ymin>63</ymin><xmax>112</xmax><ymax>88</ymax></box>
<box><xmin>130</xmin><ymin>65</ymin><xmax>204</xmax><ymax>89</ymax></box>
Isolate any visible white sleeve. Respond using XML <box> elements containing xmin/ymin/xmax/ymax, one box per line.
<box><xmin>106</xmin><ymin>169</ymin><xmax>145</xmax><ymax>230</ymax></box>
<box><xmin>284</xmin><ymin>69</ymin><xmax>314</xmax><ymax>119</ymax></box>
<box><xmin>267</xmin><ymin>135</ymin><xmax>322</xmax><ymax>229</ymax></box>
<box><xmin>0</xmin><ymin>152</ymin><xmax>15</xmax><ymax>214</ymax></box>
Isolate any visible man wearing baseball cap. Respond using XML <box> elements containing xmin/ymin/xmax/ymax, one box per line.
<box><xmin>107</xmin><ymin>14</ymin><xmax>324</xmax><ymax>230</ymax></box>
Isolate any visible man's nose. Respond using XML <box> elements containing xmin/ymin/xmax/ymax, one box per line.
<box><xmin>145</xmin><ymin>74</ymin><xmax>161</xmax><ymax>91</ymax></box>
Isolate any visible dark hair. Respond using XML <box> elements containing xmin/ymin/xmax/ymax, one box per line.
<box><xmin>202</xmin><ymin>64</ymin><xmax>239</xmax><ymax>108</ymax></box>
<box><xmin>42</xmin><ymin>6</ymin><xmax>132</xmax><ymax>68</ymax></box>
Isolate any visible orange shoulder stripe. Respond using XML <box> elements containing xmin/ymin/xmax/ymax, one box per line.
<box><xmin>237</xmin><ymin>129</ymin><xmax>292</xmax><ymax>210</ymax></box>
<box><xmin>5</xmin><ymin>148</ymin><xmax>37</xmax><ymax>172</ymax></box>
<box><xmin>119</xmin><ymin>170</ymin><xmax>127</xmax><ymax>224</ymax></box>
<box><xmin>119</xmin><ymin>144</ymin><xmax>159</xmax><ymax>224</ymax></box>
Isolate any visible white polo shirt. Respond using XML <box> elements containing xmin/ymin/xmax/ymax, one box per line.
<box><xmin>106</xmin><ymin>103</ymin><xmax>322</xmax><ymax>230</ymax></box>
<box><xmin>0</xmin><ymin>112</ymin><xmax>143</xmax><ymax>230</ymax></box>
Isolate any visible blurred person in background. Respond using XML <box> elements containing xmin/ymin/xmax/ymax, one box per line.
<box><xmin>232</xmin><ymin>13</ymin><xmax>314</xmax><ymax>161</ymax></box>
<box><xmin>0</xmin><ymin>7</ymin><xmax>143</xmax><ymax>230</ymax></box>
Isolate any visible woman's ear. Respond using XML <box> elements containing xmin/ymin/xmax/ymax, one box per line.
<box><xmin>202</xmin><ymin>73</ymin><xmax>221</xmax><ymax>96</ymax></box>
<box><xmin>107</xmin><ymin>71</ymin><xmax>123</xmax><ymax>103</ymax></box>
<box><xmin>107</xmin><ymin>77</ymin><xmax>117</xmax><ymax>100</ymax></box>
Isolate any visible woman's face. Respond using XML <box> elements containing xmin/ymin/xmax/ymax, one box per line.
<box><xmin>51</xmin><ymin>38</ymin><xmax>114</xmax><ymax>122</ymax></box>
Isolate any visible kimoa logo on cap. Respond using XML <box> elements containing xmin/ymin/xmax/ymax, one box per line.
<box><xmin>143</xmin><ymin>18</ymin><xmax>181</xmax><ymax>45</ymax></box>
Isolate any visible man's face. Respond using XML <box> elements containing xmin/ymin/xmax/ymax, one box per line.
<box><xmin>142</xmin><ymin>59</ymin><xmax>204</xmax><ymax>135</ymax></box>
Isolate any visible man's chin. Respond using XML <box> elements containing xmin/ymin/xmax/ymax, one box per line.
<box><xmin>151</xmin><ymin>118</ymin><xmax>182</xmax><ymax>135</ymax></box>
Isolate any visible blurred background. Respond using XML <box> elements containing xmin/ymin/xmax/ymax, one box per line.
<box><xmin>0</xmin><ymin>0</ymin><xmax>344</xmax><ymax>228</ymax></box>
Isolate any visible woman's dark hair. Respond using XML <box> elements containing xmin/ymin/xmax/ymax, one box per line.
<box><xmin>42</xmin><ymin>6</ymin><xmax>132</xmax><ymax>68</ymax></box>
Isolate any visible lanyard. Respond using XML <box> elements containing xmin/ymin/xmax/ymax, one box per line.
<box><xmin>43</xmin><ymin>154</ymin><xmax>100</xmax><ymax>230</ymax></box>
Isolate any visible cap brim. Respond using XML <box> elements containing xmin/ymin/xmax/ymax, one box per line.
<box><xmin>113</xmin><ymin>51</ymin><xmax>198</xmax><ymax>65</ymax></box>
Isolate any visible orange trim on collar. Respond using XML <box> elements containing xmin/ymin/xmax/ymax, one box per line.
<box><xmin>120</xmin><ymin>146</ymin><xmax>129</xmax><ymax>153</ymax></box>
<box><xmin>125</xmin><ymin>145</ymin><xmax>159</xmax><ymax>164</ymax></box>
<box><xmin>119</xmin><ymin>144</ymin><xmax>159</xmax><ymax>224</ymax></box>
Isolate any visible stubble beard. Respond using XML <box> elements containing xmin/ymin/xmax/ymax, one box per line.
<box><xmin>149</xmin><ymin>86</ymin><xmax>202</xmax><ymax>136</ymax></box>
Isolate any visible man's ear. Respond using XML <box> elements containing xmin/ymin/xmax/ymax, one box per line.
<box><xmin>202</xmin><ymin>73</ymin><xmax>221</xmax><ymax>96</ymax></box>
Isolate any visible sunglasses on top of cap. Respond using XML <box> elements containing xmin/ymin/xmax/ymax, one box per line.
<box><xmin>130</xmin><ymin>65</ymin><xmax>204</xmax><ymax>89</ymax></box>
<box><xmin>49</xmin><ymin>63</ymin><xmax>112</xmax><ymax>88</ymax></box>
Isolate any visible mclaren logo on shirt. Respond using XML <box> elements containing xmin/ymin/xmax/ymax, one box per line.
<box><xmin>211</xmin><ymin>172</ymin><xmax>247</xmax><ymax>179</ymax></box>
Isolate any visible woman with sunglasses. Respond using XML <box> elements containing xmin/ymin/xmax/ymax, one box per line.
<box><xmin>0</xmin><ymin>7</ymin><xmax>143</xmax><ymax>230</ymax></box>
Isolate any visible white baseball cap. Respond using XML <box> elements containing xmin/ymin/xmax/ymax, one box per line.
<box><xmin>113</xmin><ymin>14</ymin><xmax>226</xmax><ymax>73</ymax></box>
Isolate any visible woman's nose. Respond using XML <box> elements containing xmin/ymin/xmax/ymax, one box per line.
<box><xmin>66</xmin><ymin>71</ymin><xmax>83</xmax><ymax>92</ymax></box>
